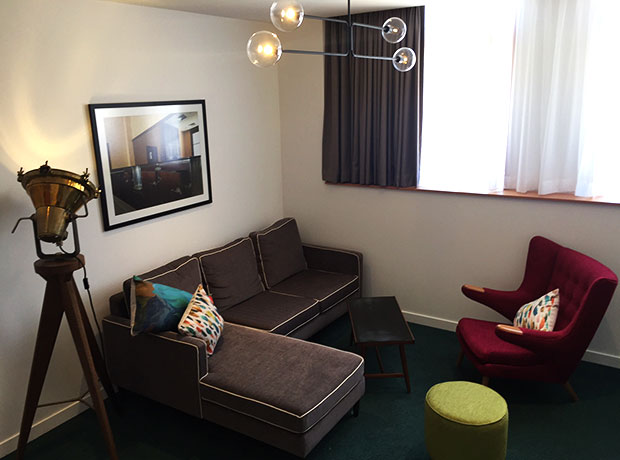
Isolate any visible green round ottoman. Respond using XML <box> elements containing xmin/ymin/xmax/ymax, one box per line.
<box><xmin>425</xmin><ymin>381</ymin><xmax>508</xmax><ymax>460</ymax></box>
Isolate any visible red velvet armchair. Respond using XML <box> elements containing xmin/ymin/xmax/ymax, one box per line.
<box><xmin>456</xmin><ymin>236</ymin><xmax>617</xmax><ymax>400</ymax></box>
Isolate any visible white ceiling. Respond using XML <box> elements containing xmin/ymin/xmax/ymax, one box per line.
<box><xmin>103</xmin><ymin>0</ymin><xmax>423</xmax><ymax>22</ymax></box>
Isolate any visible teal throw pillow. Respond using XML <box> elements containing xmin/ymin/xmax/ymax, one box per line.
<box><xmin>130</xmin><ymin>276</ymin><xmax>193</xmax><ymax>336</ymax></box>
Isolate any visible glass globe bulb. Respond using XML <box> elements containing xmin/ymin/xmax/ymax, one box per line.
<box><xmin>382</xmin><ymin>17</ymin><xmax>407</xmax><ymax>44</ymax></box>
<box><xmin>392</xmin><ymin>47</ymin><xmax>416</xmax><ymax>72</ymax></box>
<box><xmin>270</xmin><ymin>0</ymin><xmax>305</xmax><ymax>32</ymax></box>
<box><xmin>247</xmin><ymin>31</ymin><xmax>282</xmax><ymax>67</ymax></box>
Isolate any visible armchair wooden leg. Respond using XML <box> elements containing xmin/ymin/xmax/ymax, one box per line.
<box><xmin>456</xmin><ymin>350</ymin><xmax>464</xmax><ymax>367</ymax></box>
<box><xmin>481</xmin><ymin>376</ymin><xmax>490</xmax><ymax>386</ymax></box>
<box><xmin>563</xmin><ymin>382</ymin><xmax>579</xmax><ymax>402</ymax></box>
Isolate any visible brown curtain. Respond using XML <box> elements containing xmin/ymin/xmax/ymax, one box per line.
<box><xmin>322</xmin><ymin>7</ymin><xmax>424</xmax><ymax>187</ymax></box>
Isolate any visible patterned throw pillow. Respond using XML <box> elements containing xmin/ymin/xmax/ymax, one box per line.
<box><xmin>513</xmin><ymin>289</ymin><xmax>560</xmax><ymax>331</ymax></box>
<box><xmin>178</xmin><ymin>284</ymin><xmax>224</xmax><ymax>355</ymax></box>
<box><xmin>130</xmin><ymin>276</ymin><xmax>193</xmax><ymax>336</ymax></box>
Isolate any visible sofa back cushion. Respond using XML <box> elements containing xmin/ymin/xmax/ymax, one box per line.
<box><xmin>194</xmin><ymin>238</ymin><xmax>265</xmax><ymax>310</ymax></box>
<box><xmin>121</xmin><ymin>256</ymin><xmax>202</xmax><ymax>315</ymax></box>
<box><xmin>250</xmin><ymin>218</ymin><xmax>307</xmax><ymax>289</ymax></box>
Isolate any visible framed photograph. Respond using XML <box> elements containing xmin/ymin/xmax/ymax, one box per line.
<box><xmin>88</xmin><ymin>100</ymin><xmax>212</xmax><ymax>231</ymax></box>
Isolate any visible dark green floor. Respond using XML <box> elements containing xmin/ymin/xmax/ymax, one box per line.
<box><xmin>6</xmin><ymin>316</ymin><xmax>620</xmax><ymax>459</ymax></box>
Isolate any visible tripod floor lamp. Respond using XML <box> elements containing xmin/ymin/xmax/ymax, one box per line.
<box><xmin>12</xmin><ymin>163</ymin><xmax>118</xmax><ymax>459</ymax></box>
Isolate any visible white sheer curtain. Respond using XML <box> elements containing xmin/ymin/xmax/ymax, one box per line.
<box><xmin>419</xmin><ymin>0</ymin><xmax>517</xmax><ymax>193</ymax></box>
<box><xmin>575</xmin><ymin>1</ymin><xmax>620</xmax><ymax>200</ymax></box>
<box><xmin>505</xmin><ymin>0</ymin><xmax>591</xmax><ymax>195</ymax></box>
<box><xmin>420</xmin><ymin>0</ymin><xmax>620</xmax><ymax>199</ymax></box>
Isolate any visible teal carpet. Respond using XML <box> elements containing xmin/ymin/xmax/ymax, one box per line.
<box><xmin>5</xmin><ymin>317</ymin><xmax>620</xmax><ymax>459</ymax></box>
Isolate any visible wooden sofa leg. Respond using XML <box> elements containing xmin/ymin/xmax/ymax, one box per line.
<box><xmin>456</xmin><ymin>350</ymin><xmax>464</xmax><ymax>367</ymax></box>
<box><xmin>564</xmin><ymin>382</ymin><xmax>579</xmax><ymax>402</ymax></box>
<box><xmin>352</xmin><ymin>401</ymin><xmax>360</xmax><ymax>417</ymax></box>
<box><xmin>481</xmin><ymin>376</ymin><xmax>490</xmax><ymax>386</ymax></box>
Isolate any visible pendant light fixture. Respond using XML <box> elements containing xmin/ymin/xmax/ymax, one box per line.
<box><xmin>247</xmin><ymin>0</ymin><xmax>416</xmax><ymax>72</ymax></box>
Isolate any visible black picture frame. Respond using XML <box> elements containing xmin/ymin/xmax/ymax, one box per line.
<box><xmin>88</xmin><ymin>100</ymin><xmax>212</xmax><ymax>231</ymax></box>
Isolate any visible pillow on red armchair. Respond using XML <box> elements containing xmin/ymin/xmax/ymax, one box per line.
<box><xmin>513</xmin><ymin>288</ymin><xmax>560</xmax><ymax>332</ymax></box>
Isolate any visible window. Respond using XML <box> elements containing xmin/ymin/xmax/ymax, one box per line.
<box><xmin>419</xmin><ymin>0</ymin><xmax>620</xmax><ymax>202</ymax></box>
<box><xmin>419</xmin><ymin>0</ymin><xmax>516</xmax><ymax>194</ymax></box>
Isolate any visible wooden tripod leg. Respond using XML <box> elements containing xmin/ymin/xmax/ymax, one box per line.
<box><xmin>17</xmin><ymin>282</ymin><xmax>65</xmax><ymax>460</ymax></box>
<box><xmin>63</xmin><ymin>279</ymin><xmax>118</xmax><ymax>460</ymax></box>
<box><xmin>70</xmin><ymin>282</ymin><xmax>117</xmax><ymax>406</ymax></box>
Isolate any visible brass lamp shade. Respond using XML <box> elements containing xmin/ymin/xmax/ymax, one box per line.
<box><xmin>17</xmin><ymin>163</ymin><xmax>99</xmax><ymax>243</ymax></box>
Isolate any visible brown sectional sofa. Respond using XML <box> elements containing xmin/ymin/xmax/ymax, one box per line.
<box><xmin>102</xmin><ymin>218</ymin><xmax>364</xmax><ymax>457</ymax></box>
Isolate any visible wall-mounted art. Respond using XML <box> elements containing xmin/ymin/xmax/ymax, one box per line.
<box><xmin>89</xmin><ymin>100</ymin><xmax>212</xmax><ymax>230</ymax></box>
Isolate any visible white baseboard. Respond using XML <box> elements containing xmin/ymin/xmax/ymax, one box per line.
<box><xmin>403</xmin><ymin>311</ymin><xmax>458</xmax><ymax>332</ymax></box>
<box><xmin>0</xmin><ymin>389</ymin><xmax>103</xmax><ymax>458</ymax></box>
<box><xmin>582</xmin><ymin>349</ymin><xmax>620</xmax><ymax>368</ymax></box>
<box><xmin>403</xmin><ymin>310</ymin><xmax>620</xmax><ymax>369</ymax></box>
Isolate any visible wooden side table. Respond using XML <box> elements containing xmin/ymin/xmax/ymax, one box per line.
<box><xmin>348</xmin><ymin>296</ymin><xmax>415</xmax><ymax>392</ymax></box>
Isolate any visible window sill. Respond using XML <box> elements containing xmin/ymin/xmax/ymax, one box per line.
<box><xmin>326</xmin><ymin>182</ymin><xmax>620</xmax><ymax>206</ymax></box>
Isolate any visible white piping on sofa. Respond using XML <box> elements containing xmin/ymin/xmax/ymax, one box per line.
<box><xmin>199</xmin><ymin>358</ymin><xmax>363</xmax><ymax>419</ymax></box>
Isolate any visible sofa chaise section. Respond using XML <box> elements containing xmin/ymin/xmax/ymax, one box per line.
<box><xmin>200</xmin><ymin>323</ymin><xmax>365</xmax><ymax>457</ymax></box>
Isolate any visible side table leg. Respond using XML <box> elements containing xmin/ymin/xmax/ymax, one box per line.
<box><xmin>375</xmin><ymin>347</ymin><xmax>385</xmax><ymax>373</ymax></box>
<box><xmin>399</xmin><ymin>344</ymin><xmax>411</xmax><ymax>393</ymax></box>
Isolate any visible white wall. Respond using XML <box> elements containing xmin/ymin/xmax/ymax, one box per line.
<box><xmin>0</xmin><ymin>0</ymin><xmax>283</xmax><ymax>454</ymax></box>
<box><xmin>278</xmin><ymin>21</ymin><xmax>620</xmax><ymax>366</ymax></box>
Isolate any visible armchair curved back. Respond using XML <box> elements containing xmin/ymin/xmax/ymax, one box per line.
<box><xmin>517</xmin><ymin>236</ymin><xmax>561</xmax><ymax>300</ymax></box>
<box><xmin>546</xmin><ymin>246</ymin><xmax>617</xmax><ymax>361</ymax></box>
<box><xmin>518</xmin><ymin>236</ymin><xmax>616</xmax><ymax>335</ymax></box>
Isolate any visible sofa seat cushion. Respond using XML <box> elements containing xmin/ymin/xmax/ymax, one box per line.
<box><xmin>220</xmin><ymin>291</ymin><xmax>319</xmax><ymax>336</ymax></box>
<box><xmin>200</xmin><ymin>323</ymin><xmax>364</xmax><ymax>434</ymax></box>
<box><xmin>271</xmin><ymin>269</ymin><xmax>359</xmax><ymax>313</ymax></box>
<box><xmin>457</xmin><ymin>318</ymin><xmax>543</xmax><ymax>366</ymax></box>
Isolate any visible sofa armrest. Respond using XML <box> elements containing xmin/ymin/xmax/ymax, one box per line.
<box><xmin>102</xmin><ymin>315</ymin><xmax>207</xmax><ymax>418</ymax></box>
<box><xmin>302</xmin><ymin>244</ymin><xmax>362</xmax><ymax>278</ymax></box>
<box><xmin>109</xmin><ymin>292</ymin><xmax>129</xmax><ymax>318</ymax></box>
